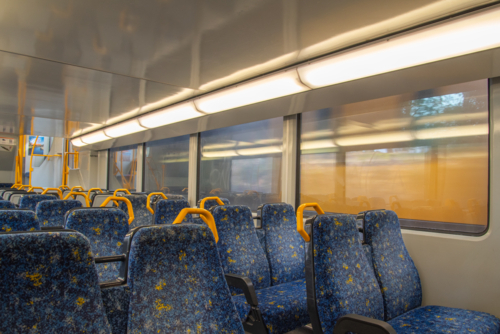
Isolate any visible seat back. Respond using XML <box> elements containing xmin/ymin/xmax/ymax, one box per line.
<box><xmin>361</xmin><ymin>210</ymin><xmax>422</xmax><ymax>320</ymax></box>
<box><xmin>211</xmin><ymin>205</ymin><xmax>271</xmax><ymax>293</ymax></box>
<box><xmin>259</xmin><ymin>203</ymin><xmax>305</xmax><ymax>285</ymax></box>
<box><xmin>0</xmin><ymin>182</ymin><xmax>13</xmax><ymax>187</ymax></box>
<box><xmin>0</xmin><ymin>210</ymin><xmax>40</xmax><ymax>232</ymax></box>
<box><xmin>3</xmin><ymin>189</ymin><xmax>27</xmax><ymax>200</ymax></box>
<box><xmin>305</xmin><ymin>214</ymin><xmax>384</xmax><ymax>334</ymax></box>
<box><xmin>19</xmin><ymin>194</ymin><xmax>57</xmax><ymax>211</ymax></box>
<box><xmin>199</xmin><ymin>197</ymin><xmax>230</xmax><ymax>210</ymax></box>
<box><xmin>92</xmin><ymin>193</ymin><xmax>115</xmax><ymax>207</ymax></box>
<box><xmin>0</xmin><ymin>200</ymin><xmax>15</xmax><ymax>209</ymax></box>
<box><xmin>126</xmin><ymin>224</ymin><xmax>244</xmax><ymax>333</ymax></box>
<box><xmin>153</xmin><ymin>199</ymin><xmax>192</xmax><ymax>224</ymax></box>
<box><xmin>36</xmin><ymin>200</ymin><xmax>82</xmax><ymax>227</ymax></box>
<box><xmin>65</xmin><ymin>208</ymin><xmax>129</xmax><ymax>282</ymax></box>
<box><xmin>0</xmin><ymin>231</ymin><xmax>112</xmax><ymax>333</ymax></box>
<box><xmin>117</xmin><ymin>194</ymin><xmax>152</xmax><ymax>228</ymax></box>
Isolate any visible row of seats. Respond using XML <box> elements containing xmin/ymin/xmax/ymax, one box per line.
<box><xmin>1</xmin><ymin>190</ymin><xmax>499</xmax><ymax>333</ymax></box>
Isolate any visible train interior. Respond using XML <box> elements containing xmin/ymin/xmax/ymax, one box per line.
<box><xmin>1</xmin><ymin>1</ymin><xmax>500</xmax><ymax>333</ymax></box>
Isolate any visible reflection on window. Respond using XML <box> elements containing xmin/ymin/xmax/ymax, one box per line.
<box><xmin>144</xmin><ymin>135</ymin><xmax>189</xmax><ymax>197</ymax></box>
<box><xmin>199</xmin><ymin>118</ymin><xmax>283</xmax><ymax>211</ymax></box>
<box><xmin>300</xmin><ymin>80</ymin><xmax>488</xmax><ymax>234</ymax></box>
<box><xmin>23</xmin><ymin>136</ymin><xmax>55</xmax><ymax>185</ymax></box>
<box><xmin>109</xmin><ymin>145</ymin><xmax>137</xmax><ymax>191</ymax></box>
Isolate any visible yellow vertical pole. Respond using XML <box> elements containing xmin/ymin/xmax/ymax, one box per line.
<box><xmin>29</xmin><ymin>136</ymin><xmax>39</xmax><ymax>187</ymax></box>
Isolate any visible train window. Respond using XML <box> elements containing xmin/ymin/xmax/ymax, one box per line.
<box><xmin>108</xmin><ymin>145</ymin><xmax>138</xmax><ymax>191</ymax></box>
<box><xmin>144</xmin><ymin>135</ymin><xmax>190</xmax><ymax>197</ymax></box>
<box><xmin>300</xmin><ymin>80</ymin><xmax>489</xmax><ymax>234</ymax></box>
<box><xmin>199</xmin><ymin>118</ymin><xmax>283</xmax><ymax>211</ymax></box>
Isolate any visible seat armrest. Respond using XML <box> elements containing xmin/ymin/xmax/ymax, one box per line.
<box><xmin>224</xmin><ymin>273</ymin><xmax>259</xmax><ymax>307</ymax></box>
<box><xmin>333</xmin><ymin>314</ymin><xmax>396</xmax><ymax>334</ymax></box>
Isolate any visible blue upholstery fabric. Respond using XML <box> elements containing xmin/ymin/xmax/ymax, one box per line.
<box><xmin>0</xmin><ymin>231</ymin><xmax>112</xmax><ymax>333</ymax></box>
<box><xmin>65</xmin><ymin>208</ymin><xmax>129</xmax><ymax>282</ymax></box>
<box><xmin>362</xmin><ymin>244</ymin><xmax>374</xmax><ymax>272</ymax></box>
<box><xmin>309</xmin><ymin>214</ymin><xmax>384</xmax><ymax>334</ymax></box>
<box><xmin>127</xmin><ymin>224</ymin><xmax>244</xmax><ymax>333</ymax></box>
<box><xmin>388</xmin><ymin>305</ymin><xmax>500</xmax><ymax>334</ymax></box>
<box><xmin>363</xmin><ymin>210</ymin><xmax>422</xmax><ymax>320</ymax></box>
<box><xmin>162</xmin><ymin>194</ymin><xmax>185</xmax><ymax>200</ymax></box>
<box><xmin>0</xmin><ymin>210</ymin><xmax>40</xmax><ymax>232</ymax></box>
<box><xmin>118</xmin><ymin>194</ymin><xmax>153</xmax><ymax>228</ymax></box>
<box><xmin>19</xmin><ymin>194</ymin><xmax>57</xmax><ymax>211</ymax></box>
<box><xmin>211</xmin><ymin>205</ymin><xmax>271</xmax><ymax>294</ymax></box>
<box><xmin>101</xmin><ymin>286</ymin><xmax>130</xmax><ymax>334</ymax></box>
<box><xmin>153</xmin><ymin>199</ymin><xmax>192</xmax><ymax>225</ymax></box>
<box><xmin>233</xmin><ymin>279</ymin><xmax>309</xmax><ymax>334</ymax></box>
<box><xmin>0</xmin><ymin>200</ymin><xmax>15</xmax><ymax>209</ymax></box>
<box><xmin>36</xmin><ymin>200</ymin><xmax>82</xmax><ymax>227</ymax></box>
<box><xmin>261</xmin><ymin>203</ymin><xmax>305</xmax><ymax>285</ymax></box>
<box><xmin>0</xmin><ymin>183</ymin><xmax>13</xmax><ymax>187</ymax></box>
<box><xmin>200</xmin><ymin>197</ymin><xmax>230</xmax><ymax>209</ymax></box>
<box><xmin>256</xmin><ymin>228</ymin><xmax>266</xmax><ymax>250</ymax></box>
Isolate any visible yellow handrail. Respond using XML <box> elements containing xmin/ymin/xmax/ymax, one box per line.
<box><xmin>113</xmin><ymin>188</ymin><xmax>131</xmax><ymax>196</ymax></box>
<box><xmin>87</xmin><ymin>188</ymin><xmax>103</xmax><ymax>198</ymax></box>
<box><xmin>27</xmin><ymin>186</ymin><xmax>44</xmax><ymax>193</ymax></box>
<box><xmin>100</xmin><ymin>196</ymin><xmax>134</xmax><ymax>224</ymax></box>
<box><xmin>11</xmin><ymin>184</ymin><xmax>19</xmax><ymax>188</ymax></box>
<box><xmin>173</xmin><ymin>208</ymin><xmax>218</xmax><ymax>243</ymax></box>
<box><xmin>63</xmin><ymin>191</ymin><xmax>90</xmax><ymax>207</ymax></box>
<box><xmin>71</xmin><ymin>186</ymin><xmax>84</xmax><ymax>192</ymax></box>
<box><xmin>59</xmin><ymin>185</ymin><xmax>70</xmax><ymax>190</ymax></box>
<box><xmin>146</xmin><ymin>192</ymin><xmax>168</xmax><ymax>214</ymax></box>
<box><xmin>42</xmin><ymin>188</ymin><xmax>63</xmax><ymax>199</ymax></box>
<box><xmin>296</xmin><ymin>203</ymin><xmax>325</xmax><ymax>242</ymax></box>
<box><xmin>18</xmin><ymin>185</ymin><xmax>31</xmax><ymax>190</ymax></box>
<box><xmin>199</xmin><ymin>196</ymin><xmax>225</xmax><ymax>209</ymax></box>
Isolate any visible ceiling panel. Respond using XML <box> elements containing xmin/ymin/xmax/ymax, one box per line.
<box><xmin>0</xmin><ymin>0</ymin><xmax>495</xmax><ymax>91</ymax></box>
<box><xmin>0</xmin><ymin>50</ymin><xmax>195</xmax><ymax>137</ymax></box>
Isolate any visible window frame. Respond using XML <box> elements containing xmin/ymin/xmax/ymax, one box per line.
<box><xmin>297</xmin><ymin>81</ymin><xmax>491</xmax><ymax>237</ymax></box>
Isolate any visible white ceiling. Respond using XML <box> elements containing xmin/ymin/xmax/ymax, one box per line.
<box><xmin>0</xmin><ymin>0</ymin><xmax>495</xmax><ymax>137</ymax></box>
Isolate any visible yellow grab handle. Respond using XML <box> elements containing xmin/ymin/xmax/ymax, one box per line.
<box><xmin>64</xmin><ymin>191</ymin><xmax>90</xmax><ymax>207</ymax></box>
<box><xmin>71</xmin><ymin>186</ymin><xmax>84</xmax><ymax>192</ymax></box>
<box><xmin>42</xmin><ymin>188</ymin><xmax>63</xmax><ymax>199</ymax></box>
<box><xmin>296</xmin><ymin>203</ymin><xmax>325</xmax><ymax>242</ymax></box>
<box><xmin>146</xmin><ymin>192</ymin><xmax>168</xmax><ymax>214</ymax></box>
<box><xmin>100</xmin><ymin>196</ymin><xmax>134</xmax><ymax>225</ymax></box>
<box><xmin>11</xmin><ymin>184</ymin><xmax>20</xmax><ymax>188</ymax></box>
<box><xmin>199</xmin><ymin>196</ymin><xmax>225</xmax><ymax>209</ymax></box>
<box><xmin>19</xmin><ymin>185</ymin><xmax>31</xmax><ymax>190</ymax></box>
<box><xmin>28</xmin><ymin>186</ymin><xmax>45</xmax><ymax>192</ymax></box>
<box><xmin>113</xmin><ymin>188</ymin><xmax>131</xmax><ymax>196</ymax></box>
<box><xmin>87</xmin><ymin>188</ymin><xmax>103</xmax><ymax>198</ymax></box>
<box><xmin>173</xmin><ymin>208</ymin><xmax>218</xmax><ymax>243</ymax></box>
<box><xmin>59</xmin><ymin>185</ymin><xmax>70</xmax><ymax>190</ymax></box>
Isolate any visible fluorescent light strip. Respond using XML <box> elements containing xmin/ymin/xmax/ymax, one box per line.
<box><xmin>71</xmin><ymin>138</ymin><xmax>88</xmax><ymax>147</ymax></box>
<box><xmin>298</xmin><ymin>7</ymin><xmax>500</xmax><ymax>88</ymax></box>
<box><xmin>139</xmin><ymin>102</ymin><xmax>203</xmax><ymax>129</ymax></box>
<box><xmin>81</xmin><ymin>131</ymin><xmax>110</xmax><ymax>144</ymax></box>
<box><xmin>104</xmin><ymin>119</ymin><xmax>147</xmax><ymax>138</ymax></box>
<box><xmin>195</xmin><ymin>71</ymin><xmax>310</xmax><ymax>113</ymax></box>
<box><xmin>73</xmin><ymin>7</ymin><xmax>500</xmax><ymax>145</ymax></box>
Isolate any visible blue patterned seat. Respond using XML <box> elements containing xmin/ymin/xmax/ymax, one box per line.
<box><xmin>211</xmin><ymin>205</ymin><xmax>309</xmax><ymax>334</ymax></box>
<box><xmin>361</xmin><ymin>210</ymin><xmax>500</xmax><ymax>332</ymax></box>
<box><xmin>199</xmin><ymin>197</ymin><xmax>230</xmax><ymax>209</ymax></box>
<box><xmin>153</xmin><ymin>199</ymin><xmax>192</xmax><ymax>224</ymax></box>
<box><xmin>0</xmin><ymin>231</ymin><xmax>112</xmax><ymax>333</ymax></box>
<box><xmin>260</xmin><ymin>203</ymin><xmax>305</xmax><ymax>285</ymax></box>
<box><xmin>36</xmin><ymin>200</ymin><xmax>82</xmax><ymax>227</ymax></box>
<box><xmin>65</xmin><ymin>208</ymin><xmax>129</xmax><ymax>282</ymax></box>
<box><xmin>0</xmin><ymin>210</ymin><xmax>40</xmax><ymax>232</ymax></box>
<box><xmin>306</xmin><ymin>214</ymin><xmax>385</xmax><ymax>333</ymax></box>
<box><xmin>0</xmin><ymin>200</ymin><xmax>15</xmax><ymax>209</ymax></box>
<box><xmin>19</xmin><ymin>194</ymin><xmax>57</xmax><ymax>211</ymax></box>
<box><xmin>117</xmin><ymin>194</ymin><xmax>152</xmax><ymax>228</ymax></box>
<box><xmin>101</xmin><ymin>286</ymin><xmax>130</xmax><ymax>334</ymax></box>
<box><xmin>126</xmin><ymin>223</ymin><xmax>244</xmax><ymax>333</ymax></box>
